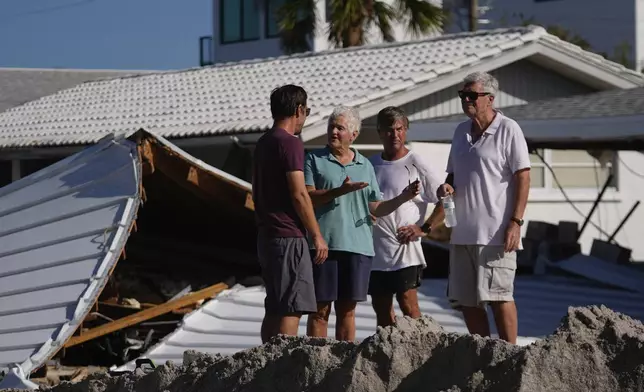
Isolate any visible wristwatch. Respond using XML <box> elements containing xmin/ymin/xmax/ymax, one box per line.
<box><xmin>510</xmin><ymin>217</ymin><xmax>524</xmax><ymax>226</ymax></box>
<box><xmin>420</xmin><ymin>222</ymin><xmax>432</xmax><ymax>234</ymax></box>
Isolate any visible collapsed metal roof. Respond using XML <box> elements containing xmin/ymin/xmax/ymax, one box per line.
<box><xmin>115</xmin><ymin>269</ymin><xmax>644</xmax><ymax>372</ymax></box>
<box><xmin>0</xmin><ymin>130</ymin><xmax>255</xmax><ymax>388</ymax></box>
<box><xmin>0</xmin><ymin>134</ymin><xmax>142</xmax><ymax>379</ymax></box>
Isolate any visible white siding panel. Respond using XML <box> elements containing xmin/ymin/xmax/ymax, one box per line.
<box><xmin>403</xmin><ymin>60</ymin><xmax>596</xmax><ymax>121</ymax></box>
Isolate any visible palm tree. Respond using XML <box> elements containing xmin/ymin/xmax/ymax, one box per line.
<box><xmin>275</xmin><ymin>0</ymin><xmax>446</xmax><ymax>54</ymax></box>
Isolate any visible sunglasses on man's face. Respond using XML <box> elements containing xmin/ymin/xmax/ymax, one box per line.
<box><xmin>458</xmin><ymin>90</ymin><xmax>491</xmax><ymax>101</ymax></box>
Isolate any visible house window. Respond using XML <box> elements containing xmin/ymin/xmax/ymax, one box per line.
<box><xmin>220</xmin><ymin>0</ymin><xmax>260</xmax><ymax>44</ymax></box>
<box><xmin>266</xmin><ymin>0</ymin><xmax>286</xmax><ymax>38</ymax></box>
<box><xmin>529</xmin><ymin>149</ymin><xmax>617</xmax><ymax>190</ymax></box>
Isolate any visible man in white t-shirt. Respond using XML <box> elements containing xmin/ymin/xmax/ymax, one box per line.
<box><xmin>368</xmin><ymin>106</ymin><xmax>445</xmax><ymax>327</ymax></box>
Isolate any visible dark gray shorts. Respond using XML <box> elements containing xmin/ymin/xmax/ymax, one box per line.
<box><xmin>257</xmin><ymin>233</ymin><xmax>317</xmax><ymax>315</ymax></box>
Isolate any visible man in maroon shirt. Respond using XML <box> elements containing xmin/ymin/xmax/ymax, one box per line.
<box><xmin>252</xmin><ymin>84</ymin><xmax>329</xmax><ymax>343</ymax></box>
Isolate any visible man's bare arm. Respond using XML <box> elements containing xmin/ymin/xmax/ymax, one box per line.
<box><xmin>286</xmin><ymin>172</ymin><xmax>323</xmax><ymax>238</ymax></box>
<box><xmin>368</xmin><ymin>194</ymin><xmax>406</xmax><ymax>218</ymax></box>
<box><xmin>307</xmin><ymin>185</ymin><xmax>348</xmax><ymax>207</ymax></box>
<box><xmin>512</xmin><ymin>168</ymin><xmax>530</xmax><ymax>220</ymax></box>
<box><xmin>423</xmin><ymin>203</ymin><xmax>445</xmax><ymax>231</ymax></box>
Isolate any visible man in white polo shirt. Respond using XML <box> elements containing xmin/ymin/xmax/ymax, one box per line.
<box><xmin>437</xmin><ymin>72</ymin><xmax>531</xmax><ymax>344</ymax></box>
<box><xmin>369</xmin><ymin>106</ymin><xmax>445</xmax><ymax>328</ymax></box>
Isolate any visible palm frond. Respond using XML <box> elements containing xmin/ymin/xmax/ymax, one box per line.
<box><xmin>370</xmin><ymin>1</ymin><xmax>397</xmax><ymax>43</ymax></box>
<box><xmin>276</xmin><ymin>0</ymin><xmax>317</xmax><ymax>54</ymax></box>
<box><xmin>395</xmin><ymin>0</ymin><xmax>446</xmax><ymax>38</ymax></box>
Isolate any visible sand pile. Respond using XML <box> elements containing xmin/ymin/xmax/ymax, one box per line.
<box><xmin>28</xmin><ymin>305</ymin><xmax>644</xmax><ymax>392</ymax></box>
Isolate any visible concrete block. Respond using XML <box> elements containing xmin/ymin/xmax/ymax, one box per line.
<box><xmin>590</xmin><ymin>239</ymin><xmax>632</xmax><ymax>264</ymax></box>
<box><xmin>525</xmin><ymin>221</ymin><xmax>558</xmax><ymax>241</ymax></box>
<box><xmin>558</xmin><ymin>221</ymin><xmax>578</xmax><ymax>243</ymax></box>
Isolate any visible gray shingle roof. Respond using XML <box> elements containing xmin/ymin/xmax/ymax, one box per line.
<box><xmin>425</xmin><ymin>86</ymin><xmax>644</xmax><ymax>122</ymax></box>
<box><xmin>0</xmin><ymin>68</ymin><xmax>152</xmax><ymax>114</ymax></box>
<box><xmin>1</xmin><ymin>25</ymin><xmax>643</xmax><ymax>149</ymax></box>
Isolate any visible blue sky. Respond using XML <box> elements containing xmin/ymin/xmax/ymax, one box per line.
<box><xmin>0</xmin><ymin>0</ymin><xmax>212</xmax><ymax>70</ymax></box>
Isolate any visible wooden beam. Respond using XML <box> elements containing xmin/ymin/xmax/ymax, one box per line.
<box><xmin>64</xmin><ymin>282</ymin><xmax>230</xmax><ymax>348</ymax></box>
<box><xmin>143</xmin><ymin>138</ymin><xmax>254</xmax><ymax>212</ymax></box>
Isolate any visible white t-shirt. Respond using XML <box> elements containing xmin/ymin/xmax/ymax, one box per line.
<box><xmin>369</xmin><ymin>150</ymin><xmax>442</xmax><ymax>271</ymax></box>
<box><xmin>446</xmin><ymin>112</ymin><xmax>531</xmax><ymax>246</ymax></box>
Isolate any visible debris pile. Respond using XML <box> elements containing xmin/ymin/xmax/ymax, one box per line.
<box><xmin>35</xmin><ymin>305</ymin><xmax>644</xmax><ymax>392</ymax></box>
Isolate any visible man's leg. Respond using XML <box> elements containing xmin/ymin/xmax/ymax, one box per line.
<box><xmin>490</xmin><ymin>301</ymin><xmax>517</xmax><ymax>344</ymax></box>
<box><xmin>264</xmin><ymin>237</ymin><xmax>318</xmax><ymax>341</ymax></box>
<box><xmin>307</xmin><ymin>302</ymin><xmax>332</xmax><ymax>337</ymax></box>
<box><xmin>368</xmin><ymin>270</ymin><xmax>396</xmax><ymax>327</ymax></box>
<box><xmin>261</xmin><ymin>313</ymin><xmax>279</xmax><ymax>343</ymax></box>
<box><xmin>334</xmin><ymin>300</ymin><xmax>358</xmax><ymax>340</ymax></box>
<box><xmin>479</xmin><ymin>246</ymin><xmax>518</xmax><ymax>343</ymax></box>
<box><xmin>461</xmin><ymin>306</ymin><xmax>491</xmax><ymax>337</ymax></box>
<box><xmin>336</xmin><ymin>252</ymin><xmax>372</xmax><ymax>341</ymax></box>
<box><xmin>307</xmin><ymin>252</ymin><xmax>338</xmax><ymax>338</ymax></box>
<box><xmin>371</xmin><ymin>295</ymin><xmax>395</xmax><ymax>327</ymax></box>
<box><xmin>448</xmin><ymin>245</ymin><xmax>491</xmax><ymax>337</ymax></box>
<box><xmin>395</xmin><ymin>265</ymin><xmax>424</xmax><ymax>319</ymax></box>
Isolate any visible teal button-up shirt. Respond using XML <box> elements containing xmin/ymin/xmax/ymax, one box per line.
<box><xmin>304</xmin><ymin>146</ymin><xmax>383</xmax><ymax>256</ymax></box>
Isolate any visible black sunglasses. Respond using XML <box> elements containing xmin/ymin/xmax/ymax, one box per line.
<box><xmin>405</xmin><ymin>164</ymin><xmax>420</xmax><ymax>185</ymax></box>
<box><xmin>458</xmin><ymin>90</ymin><xmax>491</xmax><ymax>101</ymax></box>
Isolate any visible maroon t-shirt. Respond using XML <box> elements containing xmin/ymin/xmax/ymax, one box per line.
<box><xmin>252</xmin><ymin>127</ymin><xmax>306</xmax><ymax>238</ymax></box>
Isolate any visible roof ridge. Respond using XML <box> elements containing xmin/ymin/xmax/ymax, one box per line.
<box><xmin>87</xmin><ymin>26</ymin><xmax>546</xmax><ymax>83</ymax></box>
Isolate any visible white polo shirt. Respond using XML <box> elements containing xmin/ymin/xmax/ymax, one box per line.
<box><xmin>446</xmin><ymin>111</ymin><xmax>531</xmax><ymax>246</ymax></box>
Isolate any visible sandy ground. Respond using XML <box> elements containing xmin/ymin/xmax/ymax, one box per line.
<box><xmin>7</xmin><ymin>305</ymin><xmax>644</xmax><ymax>392</ymax></box>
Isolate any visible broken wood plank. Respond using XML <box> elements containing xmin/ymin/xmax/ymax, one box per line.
<box><xmin>64</xmin><ymin>281</ymin><xmax>230</xmax><ymax>348</ymax></box>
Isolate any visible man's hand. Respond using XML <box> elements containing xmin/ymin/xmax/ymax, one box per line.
<box><xmin>504</xmin><ymin>221</ymin><xmax>521</xmax><ymax>252</ymax></box>
<box><xmin>399</xmin><ymin>179</ymin><xmax>421</xmax><ymax>202</ymax></box>
<box><xmin>311</xmin><ymin>234</ymin><xmax>329</xmax><ymax>264</ymax></box>
<box><xmin>437</xmin><ymin>183</ymin><xmax>454</xmax><ymax>199</ymax></box>
<box><xmin>340</xmin><ymin>176</ymin><xmax>368</xmax><ymax>194</ymax></box>
<box><xmin>397</xmin><ymin>224</ymin><xmax>426</xmax><ymax>244</ymax></box>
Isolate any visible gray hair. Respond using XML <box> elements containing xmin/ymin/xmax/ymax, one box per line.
<box><xmin>328</xmin><ymin>105</ymin><xmax>362</xmax><ymax>135</ymax></box>
<box><xmin>377</xmin><ymin>106</ymin><xmax>409</xmax><ymax>131</ymax></box>
<box><xmin>463</xmin><ymin>72</ymin><xmax>499</xmax><ymax>96</ymax></box>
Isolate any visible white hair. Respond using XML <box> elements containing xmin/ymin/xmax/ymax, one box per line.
<box><xmin>463</xmin><ymin>72</ymin><xmax>499</xmax><ymax>96</ymax></box>
<box><xmin>328</xmin><ymin>105</ymin><xmax>362</xmax><ymax>135</ymax></box>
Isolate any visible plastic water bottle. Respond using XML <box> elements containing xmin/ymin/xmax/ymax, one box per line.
<box><xmin>442</xmin><ymin>194</ymin><xmax>457</xmax><ymax>228</ymax></box>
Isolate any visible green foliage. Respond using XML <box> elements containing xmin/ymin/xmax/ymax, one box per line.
<box><xmin>275</xmin><ymin>0</ymin><xmax>447</xmax><ymax>54</ymax></box>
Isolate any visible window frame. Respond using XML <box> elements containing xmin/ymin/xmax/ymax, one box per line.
<box><xmin>265</xmin><ymin>0</ymin><xmax>285</xmax><ymax>39</ymax></box>
<box><xmin>529</xmin><ymin>149</ymin><xmax>620</xmax><ymax>202</ymax></box>
<box><xmin>220</xmin><ymin>0</ymin><xmax>261</xmax><ymax>45</ymax></box>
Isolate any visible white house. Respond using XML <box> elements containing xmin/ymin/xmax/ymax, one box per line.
<box><xmin>210</xmin><ymin>0</ymin><xmax>443</xmax><ymax>63</ymax></box>
<box><xmin>1</xmin><ymin>26</ymin><xmax>643</xmax><ymax>259</ymax></box>
<box><xmin>444</xmin><ymin>0</ymin><xmax>644</xmax><ymax>72</ymax></box>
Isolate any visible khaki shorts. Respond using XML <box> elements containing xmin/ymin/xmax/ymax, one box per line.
<box><xmin>447</xmin><ymin>245</ymin><xmax>517</xmax><ymax>308</ymax></box>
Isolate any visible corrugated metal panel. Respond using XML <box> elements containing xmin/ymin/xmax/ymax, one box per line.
<box><xmin>116</xmin><ymin>275</ymin><xmax>644</xmax><ymax>371</ymax></box>
<box><xmin>404</xmin><ymin>60</ymin><xmax>596</xmax><ymax>121</ymax></box>
<box><xmin>545</xmin><ymin>254</ymin><xmax>644</xmax><ymax>294</ymax></box>
<box><xmin>0</xmin><ymin>135</ymin><xmax>141</xmax><ymax>381</ymax></box>
<box><xmin>0</xmin><ymin>26</ymin><xmax>642</xmax><ymax>148</ymax></box>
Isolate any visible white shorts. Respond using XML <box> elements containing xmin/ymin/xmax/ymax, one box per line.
<box><xmin>447</xmin><ymin>244</ymin><xmax>517</xmax><ymax>308</ymax></box>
